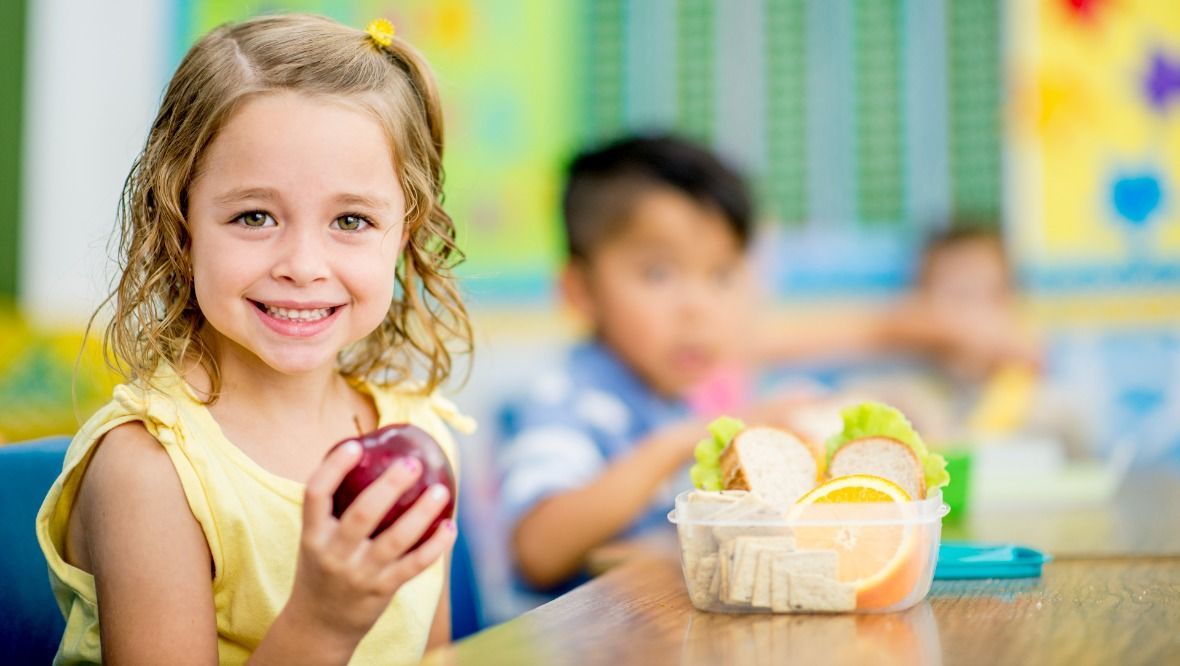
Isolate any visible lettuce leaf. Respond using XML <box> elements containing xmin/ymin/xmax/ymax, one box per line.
<box><xmin>690</xmin><ymin>416</ymin><xmax>745</xmax><ymax>490</ymax></box>
<box><xmin>825</xmin><ymin>402</ymin><xmax>949</xmax><ymax>493</ymax></box>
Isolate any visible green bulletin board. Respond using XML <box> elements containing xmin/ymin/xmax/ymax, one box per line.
<box><xmin>0</xmin><ymin>0</ymin><xmax>26</xmax><ymax>299</ymax></box>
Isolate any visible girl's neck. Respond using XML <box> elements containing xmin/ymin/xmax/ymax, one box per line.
<box><xmin>186</xmin><ymin>331</ymin><xmax>372</xmax><ymax>434</ymax></box>
<box><xmin>224</xmin><ymin>354</ymin><xmax>343</xmax><ymax>421</ymax></box>
<box><xmin>182</xmin><ymin>330</ymin><xmax>378</xmax><ymax>483</ymax></box>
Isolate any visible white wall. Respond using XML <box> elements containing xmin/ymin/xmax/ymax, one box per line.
<box><xmin>21</xmin><ymin>0</ymin><xmax>168</xmax><ymax>326</ymax></box>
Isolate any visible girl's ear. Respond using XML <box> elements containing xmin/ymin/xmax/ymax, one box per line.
<box><xmin>559</xmin><ymin>260</ymin><xmax>596</xmax><ymax>322</ymax></box>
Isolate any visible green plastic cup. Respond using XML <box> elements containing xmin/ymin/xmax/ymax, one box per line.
<box><xmin>940</xmin><ymin>449</ymin><xmax>973</xmax><ymax>523</ymax></box>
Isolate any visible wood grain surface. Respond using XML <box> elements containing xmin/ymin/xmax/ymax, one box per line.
<box><xmin>425</xmin><ymin>555</ymin><xmax>1180</xmax><ymax>665</ymax></box>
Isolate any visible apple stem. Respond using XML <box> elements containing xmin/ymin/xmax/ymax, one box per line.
<box><xmin>353</xmin><ymin>415</ymin><xmax>363</xmax><ymax>436</ymax></box>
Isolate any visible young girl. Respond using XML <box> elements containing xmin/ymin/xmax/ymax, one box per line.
<box><xmin>36</xmin><ymin>14</ymin><xmax>474</xmax><ymax>664</ymax></box>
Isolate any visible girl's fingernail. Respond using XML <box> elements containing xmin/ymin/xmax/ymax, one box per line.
<box><xmin>400</xmin><ymin>457</ymin><xmax>421</xmax><ymax>472</ymax></box>
<box><xmin>428</xmin><ymin>484</ymin><xmax>448</xmax><ymax>501</ymax></box>
<box><xmin>342</xmin><ymin>441</ymin><xmax>362</xmax><ymax>456</ymax></box>
<box><xmin>444</xmin><ymin>519</ymin><xmax>457</xmax><ymax>532</ymax></box>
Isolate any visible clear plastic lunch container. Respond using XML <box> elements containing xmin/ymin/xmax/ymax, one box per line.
<box><xmin>668</xmin><ymin>490</ymin><xmax>948</xmax><ymax>614</ymax></box>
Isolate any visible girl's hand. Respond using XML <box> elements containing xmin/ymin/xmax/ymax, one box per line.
<box><xmin>284</xmin><ymin>441</ymin><xmax>457</xmax><ymax>651</ymax></box>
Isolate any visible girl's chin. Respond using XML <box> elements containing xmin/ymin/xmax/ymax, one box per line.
<box><xmin>264</xmin><ymin>355</ymin><xmax>341</xmax><ymax>376</ymax></box>
<box><xmin>207</xmin><ymin>325</ymin><xmax>372</xmax><ymax>377</ymax></box>
<box><xmin>234</xmin><ymin>347</ymin><xmax>342</xmax><ymax>377</ymax></box>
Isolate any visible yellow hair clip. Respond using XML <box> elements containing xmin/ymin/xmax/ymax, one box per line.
<box><xmin>366</xmin><ymin>18</ymin><xmax>395</xmax><ymax>48</ymax></box>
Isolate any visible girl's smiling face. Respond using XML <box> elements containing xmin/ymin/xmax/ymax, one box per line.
<box><xmin>187</xmin><ymin>91</ymin><xmax>406</xmax><ymax>376</ymax></box>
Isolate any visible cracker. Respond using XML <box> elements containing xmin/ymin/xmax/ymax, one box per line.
<box><xmin>689</xmin><ymin>553</ymin><xmax>718</xmax><ymax>607</ymax></box>
<box><xmin>787</xmin><ymin>573</ymin><xmax>856</xmax><ymax>612</ymax></box>
<box><xmin>751</xmin><ymin>549</ymin><xmax>774</xmax><ymax>608</ymax></box>
<box><xmin>773</xmin><ymin>549</ymin><xmax>838</xmax><ymax>579</ymax></box>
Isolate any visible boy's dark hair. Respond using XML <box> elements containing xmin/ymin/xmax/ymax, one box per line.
<box><xmin>921</xmin><ymin>217</ymin><xmax>1004</xmax><ymax>258</ymax></box>
<box><xmin>918</xmin><ymin>217</ymin><xmax>1010</xmax><ymax>284</ymax></box>
<box><xmin>561</xmin><ymin>134</ymin><xmax>753</xmax><ymax>260</ymax></box>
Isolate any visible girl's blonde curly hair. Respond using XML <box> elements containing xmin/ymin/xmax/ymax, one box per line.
<box><xmin>96</xmin><ymin>14</ymin><xmax>471</xmax><ymax>398</ymax></box>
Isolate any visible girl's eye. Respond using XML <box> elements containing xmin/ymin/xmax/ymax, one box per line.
<box><xmin>234</xmin><ymin>211</ymin><xmax>275</xmax><ymax>228</ymax></box>
<box><xmin>333</xmin><ymin>214</ymin><xmax>371</xmax><ymax>232</ymax></box>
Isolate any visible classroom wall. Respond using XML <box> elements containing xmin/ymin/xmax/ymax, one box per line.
<box><xmin>19</xmin><ymin>0</ymin><xmax>168</xmax><ymax>327</ymax></box>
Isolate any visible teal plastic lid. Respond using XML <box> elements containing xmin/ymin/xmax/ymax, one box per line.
<box><xmin>934</xmin><ymin>542</ymin><xmax>1051</xmax><ymax>580</ymax></box>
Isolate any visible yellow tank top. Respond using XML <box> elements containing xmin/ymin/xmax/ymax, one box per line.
<box><xmin>36</xmin><ymin>367</ymin><xmax>474</xmax><ymax>665</ymax></box>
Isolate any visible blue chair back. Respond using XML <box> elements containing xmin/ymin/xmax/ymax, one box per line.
<box><xmin>0</xmin><ymin>436</ymin><xmax>70</xmax><ymax>663</ymax></box>
<box><xmin>449</xmin><ymin>517</ymin><xmax>484</xmax><ymax>640</ymax></box>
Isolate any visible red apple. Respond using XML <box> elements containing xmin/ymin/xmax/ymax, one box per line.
<box><xmin>329</xmin><ymin>423</ymin><xmax>455</xmax><ymax>549</ymax></box>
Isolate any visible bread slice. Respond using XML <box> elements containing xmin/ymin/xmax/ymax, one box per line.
<box><xmin>790</xmin><ymin>432</ymin><xmax>827</xmax><ymax>472</ymax></box>
<box><xmin>827</xmin><ymin>436</ymin><xmax>925</xmax><ymax>499</ymax></box>
<box><xmin>719</xmin><ymin>426</ymin><xmax>819</xmax><ymax>506</ymax></box>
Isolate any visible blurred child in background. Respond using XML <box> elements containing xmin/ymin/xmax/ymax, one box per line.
<box><xmin>498</xmin><ymin>136</ymin><xmax>780</xmax><ymax>595</ymax></box>
<box><xmin>914</xmin><ymin>224</ymin><xmax>1039</xmax><ymax>385</ymax></box>
<box><xmin>837</xmin><ymin>222</ymin><xmax>1075</xmax><ymax>449</ymax></box>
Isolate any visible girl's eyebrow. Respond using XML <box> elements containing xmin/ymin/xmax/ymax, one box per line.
<box><xmin>213</xmin><ymin>186</ymin><xmax>279</xmax><ymax>207</ymax></box>
<box><xmin>211</xmin><ymin>187</ymin><xmax>390</xmax><ymax>210</ymax></box>
<box><xmin>332</xmin><ymin>192</ymin><xmax>392</xmax><ymax>210</ymax></box>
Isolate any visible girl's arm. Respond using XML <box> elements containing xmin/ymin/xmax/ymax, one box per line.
<box><xmin>425</xmin><ymin>553</ymin><xmax>452</xmax><ymax>650</ymax></box>
<box><xmin>74</xmin><ymin>422</ymin><xmax>219</xmax><ymax>664</ymax></box>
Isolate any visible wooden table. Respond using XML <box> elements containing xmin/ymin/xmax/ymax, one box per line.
<box><xmin>427</xmin><ymin>557</ymin><xmax>1180</xmax><ymax>666</ymax></box>
<box><xmin>426</xmin><ymin>470</ymin><xmax>1180</xmax><ymax>665</ymax></box>
<box><xmin>426</xmin><ymin>554</ymin><xmax>1179</xmax><ymax>665</ymax></box>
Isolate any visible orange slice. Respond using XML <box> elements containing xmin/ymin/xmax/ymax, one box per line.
<box><xmin>788</xmin><ymin>474</ymin><xmax>924</xmax><ymax>610</ymax></box>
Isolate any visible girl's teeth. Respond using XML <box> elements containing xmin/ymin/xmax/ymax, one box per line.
<box><xmin>265</xmin><ymin>306</ymin><xmax>331</xmax><ymax>321</ymax></box>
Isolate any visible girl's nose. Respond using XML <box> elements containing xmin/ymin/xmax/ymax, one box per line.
<box><xmin>272</xmin><ymin>224</ymin><xmax>330</xmax><ymax>285</ymax></box>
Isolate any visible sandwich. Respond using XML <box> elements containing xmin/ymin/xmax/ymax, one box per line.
<box><xmin>720</xmin><ymin>426</ymin><xmax>820</xmax><ymax>506</ymax></box>
<box><xmin>825</xmin><ymin>402</ymin><xmax>949</xmax><ymax>500</ymax></box>
<box><xmin>691</xmin><ymin>418</ymin><xmax>820</xmax><ymax>506</ymax></box>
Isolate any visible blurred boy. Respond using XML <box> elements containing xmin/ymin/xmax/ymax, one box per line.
<box><xmin>840</xmin><ymin>223</ymin><xmax>1048</xmax><ymax>442</ymax></box>
<box><xmin>917</xmin><ymin>225</ymin><xmax>1039</xmax><ymax>375</ymax></box>
<box><xmin>498</xmin><ymin>136</ymin><xmax>768</xmax><ymax>593</ymax></box>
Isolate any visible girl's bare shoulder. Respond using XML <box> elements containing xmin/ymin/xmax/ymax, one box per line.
<box><xmin>68</xmin><ymin>421</ymin><xmax>208</xmax><ymax>573</ymax></box>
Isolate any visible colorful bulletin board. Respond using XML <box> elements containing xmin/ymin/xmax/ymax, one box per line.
<box><xmin>1008</xmin><ymin>0</ymin><xmax>1180</xmax><ymax>293</ymax></box>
